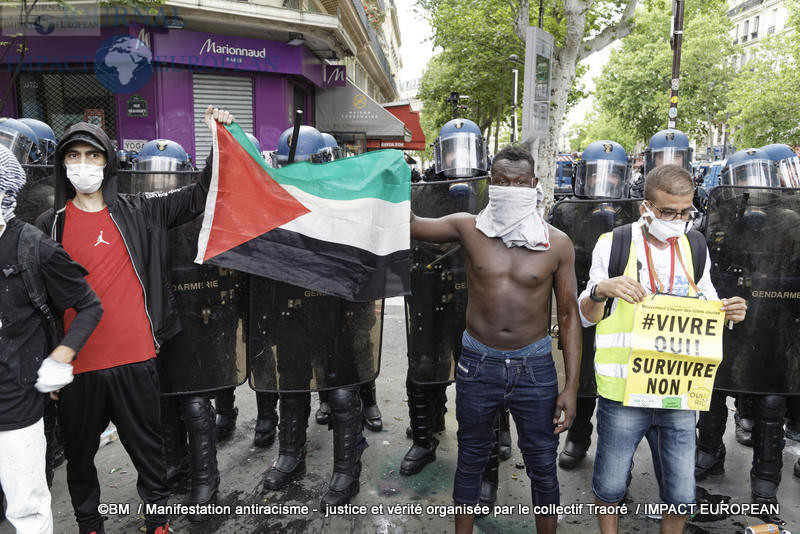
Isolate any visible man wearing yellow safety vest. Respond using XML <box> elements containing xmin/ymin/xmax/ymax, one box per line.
<box><xmin>578</xmin><ymin>164</ymin><xmax>748</xmax><ymax>534</ymax></box>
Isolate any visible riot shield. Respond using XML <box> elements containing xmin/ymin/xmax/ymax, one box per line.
<box><xmin>16</xmin><ymin>164</ymin><xmax>55</xmax><ymax>224</ymax></box>
<box><xmin>406</xmin><ymin>176</ymin><xmax>489</xmax><ymax>385</ymax></box>
<box><xmin>704</xmin><ymin>186</ymin><xmax>800</xmax><ymax>394</ymax></box>
<box><xmin>247</xmin><ymin>277</ymin><xmax>384</xmax><ymax>392</ymax></box>
<box><xmin>117</xmin><ymin>169</ymin><xmax>247</xmax><ymax>395</ymax></box>
<box><xmin>550</xmin><ymin>198</ymin><xmax>642</xmax><ymax>396</ymax></box>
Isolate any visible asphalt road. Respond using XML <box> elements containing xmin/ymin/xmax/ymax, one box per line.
<box><xmin>3</xmin><ymin>298</ymin><xmax>798</xmax><ymax>533</ymax></box>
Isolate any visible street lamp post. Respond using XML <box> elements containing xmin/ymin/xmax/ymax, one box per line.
<box><xmin>508</xmin><ymin>54</ymin><xmax>522</xmax><ymax>144</ymax></box>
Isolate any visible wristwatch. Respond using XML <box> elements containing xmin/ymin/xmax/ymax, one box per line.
<box><xmin>589</xmin><ymin>284</ymin><xmax>608</xmax><ymax>303</ymax></box>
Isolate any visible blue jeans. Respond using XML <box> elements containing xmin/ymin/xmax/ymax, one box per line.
<box><xmin>592</xmin><ymin>397</ymin><xmax>696</xmax><ymax>507</ymax></box>
<box><xmin>453</xmin><ymin>330</ymin><xmax>559</xmax><ymax>508</ymax></box>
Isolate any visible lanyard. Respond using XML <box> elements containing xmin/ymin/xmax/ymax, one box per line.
<box><xmin>641</xmin><ymin>227</ymin><xmax>678</xmax><ymax>294</ymax></box>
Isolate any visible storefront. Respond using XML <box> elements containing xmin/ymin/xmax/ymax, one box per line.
<box><xmin>0</xmin><ymin>25</ymin><xmax>324</xmax><ymax>163</ymax></box>
<box><xmin>368</xmin><ymin>101</ymin><xmax>425</xmax><ymax>152</ymax></box>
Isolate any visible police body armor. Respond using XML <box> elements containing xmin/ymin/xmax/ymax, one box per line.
<box><xmin>127</xmin><ymin>140</ymin><xmax>247</xmax><ymax>395</ymax></box>
<box><xmin>247</xmin><ymin>277</ymin><xmax>383</xmax><ymax>392</ymax></box>
<box><xmin>405</xmin><ymin>177</ymin><xmax>489</xmax><ymax>384</ymax></box>
<box><xmin>549</xmin><ymin>198</ymin><xmax>642</xmax><ymax>396</ymax></box>
<box><xmin>704</xmin><ymin>185</ymin><xmax>800</xmax><ymax>394</ymax></box>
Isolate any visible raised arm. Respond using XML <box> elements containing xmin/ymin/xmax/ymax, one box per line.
<box><xmin>551</xmin><ymin>229</ymin><xmax>580</xmax><ymax>434</ymax></box>
<box><xmin>409</xmin><ymin>211</ymin><xmax>472</xmax><ymax>243</ymax></box>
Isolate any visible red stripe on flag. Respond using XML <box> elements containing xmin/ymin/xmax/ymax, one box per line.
<box><xmin>203</xmin><ymin>126</ymin><xmax>310</xmax><ymax>260</ymax></box>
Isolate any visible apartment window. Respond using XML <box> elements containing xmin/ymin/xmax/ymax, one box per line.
<box><xmin>752</xmin><ymin>16</ymin><xmax>759</xmax><ymax>38</ymax></box>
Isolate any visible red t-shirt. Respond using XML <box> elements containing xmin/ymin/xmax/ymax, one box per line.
<box><xmin>62</xmin><ymin>201</ymin><xmax>156</xmax><ymax>374</ymax></box>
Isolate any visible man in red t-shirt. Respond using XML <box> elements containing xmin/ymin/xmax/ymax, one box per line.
<box><xmin>36</xmin><ymin>106</ymin><xmax>233</xmax><ymax>534</ymax></box>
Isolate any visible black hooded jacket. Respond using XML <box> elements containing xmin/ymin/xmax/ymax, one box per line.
<box><xmin>35</xmin><ymin>122</ymin><xmax>212</xmax><ymax>349</ymax></box>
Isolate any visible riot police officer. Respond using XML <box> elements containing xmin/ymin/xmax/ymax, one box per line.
<box><xmin>18</xmin><ymin>118</ymin><xmax>57</xmax><ymax>165</ymax></box>
<box><xmin>138</xmin><ymin>139</ymin><xmax>229</xmax><ymax>521</ymax></box>
<box><xmin>258</xmin><ymin>125</ymin><xmax>371</xmax><ymax>508</ymax></box>
<box><xmin>628</xmin><ymin>128</ymin><xmax>694</xmax><ymax>198</ymax></box>
<box><xmin>0</xmin><ymin>117</ymin><xmax>40</xmax><ymax>164</ymax></box>
<box><xmin>553</xmin><ymin>140</ymin><xmax>631</xmax><ymax>469</ymax></box>
<box><xmin>696</xmin><ymin>148</ymin><xmax>790</xmax><ymax>515</ymax></box>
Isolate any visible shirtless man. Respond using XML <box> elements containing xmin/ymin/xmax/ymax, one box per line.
<box><xmin>410</xmin><ymin>146</ymin><xmax>581</xmax><ymax>534</ymax></box>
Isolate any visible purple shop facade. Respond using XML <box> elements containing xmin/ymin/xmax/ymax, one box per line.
<box><xmin>1</xmin><ymin>25</ymin><xmax>325</xmax><ymax>161</ymax></box>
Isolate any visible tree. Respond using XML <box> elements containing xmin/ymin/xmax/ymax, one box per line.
<box><xmin>572</xmin><ymin>106</ymin><xmax>638</xmax><ymax>152</ymax></box>
<box><xmin>726</xmin><ymin>1</ymin><xmax>800</xmax><ymax>147</ymax></box>
<box><xmin>592</xmin><ymin>0</ymin><xmax>735</xmax><ymax>149</ymax></box>
<box><xmin>418</xmin><ymin>0</ymin><xmax>640</xmax><ymax>207</ymax></box>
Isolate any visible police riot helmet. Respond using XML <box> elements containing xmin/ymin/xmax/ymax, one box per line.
<box><xmin>0</xmin><ymin>117</ymin><xmax>40</xmax><ymax>164</ymax></box>
<box><xmin>644</xmin><ymin>129</ymin><xmax>693</xmax><ymax>176</ymax></box>
<box><xmin>574</xmin><ymin>140</ymin><xmax>630</xmax><ymax>199</ymax></box>
<box><xmin>245</xmin><ymin>132</ymin><xmax>262</xmax><ymax>153</ymax></box>
<box><xmin>760</xmin><ymin>143</ymin><xmax>800</xmax><ymax>188</ymax></box>
<box><xmin>319</xmin><ymin>133</ymin><xmax>343</xmax><ymax>162</ymax></box>
<box><xmin>433</xmin><ymin>118</ymin><xmax>488</xmax><ymax>178</ymax></box>
<box><xmin>18</xmin><ymin>118</ymin><xmax>57</xmax><ymax>164</ymax></box>
<box><xmin>721</xmin><ymin>148</ymin><xmax>779</xmax><ymax>187</ymax></box>
<box><xmin>273</xmin><ymin>125</ymin><xmax>326</xmax><ymax>167</ymax></box>
<box><xmin>133</xmin><ymin>139</ymin><xmax>191</xmax><ymax>191</ymax></box>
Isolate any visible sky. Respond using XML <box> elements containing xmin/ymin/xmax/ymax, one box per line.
<box><xmin>392</xmin><ymin>0</ymin><xmax>613</xmax><ymax>128</ymax></box>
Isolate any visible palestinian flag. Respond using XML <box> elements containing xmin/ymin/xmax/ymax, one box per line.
<box><xmin>195</xmin><ymin>122</ymin><xmax>411</xmax><ymax>301</ymax></box>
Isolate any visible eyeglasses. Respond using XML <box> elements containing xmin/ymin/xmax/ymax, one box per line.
<box><xmin>646</xmin><ymin>201</ymin><xmax>698</xmax><ymax>221</ymax></box>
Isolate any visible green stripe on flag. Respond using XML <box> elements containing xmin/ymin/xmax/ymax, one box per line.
<box><xmin>224</xmin><ymin>123</ymin><xmax>410</xmax><ymax>204</ymax></box>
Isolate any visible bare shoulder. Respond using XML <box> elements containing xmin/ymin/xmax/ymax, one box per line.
<box><xmin>548</xmin><ymin>224</ymin><xmax>573</xmax><ymax>250</ymax></box>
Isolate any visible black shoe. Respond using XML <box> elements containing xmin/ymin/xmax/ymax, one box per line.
<box><xmin>316</xmin><ymin>402</ymin><xmax>331</xmax><ymax>425</ymax></box>
<box><xmin>498</xmin><ymin>429</ymin><xmax>512</xmax><ymax>461</ymax></box>
<box><xmin>184</xmin><ymin>397</ymin><xmax>220</xmax><ymax>522</ymax></box>
<box><xmin>400</xmin><ymin>438</ymin><xmax>439</xmax><ymax>476</ymax></box>
<box><xmin>735</xmin><ymin>412</ymin><xmax>754</xmax><ymax>447</ymax></box>
<box><xmin>254</xmin><ymin>417</ymin><xmax>277</xmax><ymax>448</ymax></box>
<box><xmin>165</xmin><ymin>456</ymin><xmax>191</xmax><ymax>493</ymax></box>
<box><xmin>363</xmin><ymin>403</ymin><xmax>383</xmax><ymax>432</ymax></box>
<box><xmin>320</xmin><ymin>471</ymin><xmax>361</xmax><ymax>508</ymax></box>
<box><xmin>785</xmin><ymin>423</ymin><xmax>800</xmax><ymax>442</ymax></box>
<box><xmin>695</xmin><ymin>443</ymin><xmax>725</xmax><ymax>481</ymax></box>
<box><xmin>558</xmin><ymin>439</ymin><xmax>589</xmax><ymax>469</ymax></box>
<box><xmin>215</xmin><ymin>407</ymin><xmax>238</xmax><ymax>441</ymax></box>
<box><xmin>263</xmin><ymin>454</ymin><xmax>307</xmax><ymax>490</ymax></box>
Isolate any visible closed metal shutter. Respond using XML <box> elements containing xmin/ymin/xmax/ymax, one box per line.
<box><xmin>192</xmin><ymin>73</ymin><xmax>253</xmax><ymax>162</ymax></box>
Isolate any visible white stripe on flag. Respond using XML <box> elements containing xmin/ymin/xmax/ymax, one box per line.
<box><xmin>194</xmin><ymin>120</ymin><xmax>219</xmax><ymax>264</ymax></box>
<box><xmin>278</xmin><ymin>185</ymin><xmax>410</xmax><ymax>257</ymax></box>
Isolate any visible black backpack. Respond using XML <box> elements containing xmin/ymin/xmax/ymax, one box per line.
<box><xmin>16</xmin><ymin>223</ymin><xmax>60</xmax><ymax>351</ymax></box>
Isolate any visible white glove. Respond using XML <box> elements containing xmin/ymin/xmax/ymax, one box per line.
<box><xmin>35</xmin><ymin>357</ymin><xmax>74</xmax><ymax>393</ymax></box>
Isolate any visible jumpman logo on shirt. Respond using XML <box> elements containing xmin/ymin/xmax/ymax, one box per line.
<box><xmin>94</xmin><ymin>230</ymin><xmax>110</xmax><ymax>247</ymax></box>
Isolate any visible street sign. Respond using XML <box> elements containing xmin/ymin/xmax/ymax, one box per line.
<box><xmin>522</xmin><ymin>26</ymin><xmax>554</xmax><ymax>145</ymax></box>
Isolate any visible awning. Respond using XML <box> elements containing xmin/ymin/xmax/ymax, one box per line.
<box><xmin>316</xmin><ymin>80</ymin><xmax>409</xmax><ymax>139</ymax></box>
<box><xmin>365</xmin><ymin>102</ymin><xmax>426</xmax><ymax>151</ymax></box>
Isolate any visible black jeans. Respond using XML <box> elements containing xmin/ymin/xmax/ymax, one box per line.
<box><xmin>59</xmin><ymin>359</ymin><xmax>169</xmax><ymax>533</ymax></box>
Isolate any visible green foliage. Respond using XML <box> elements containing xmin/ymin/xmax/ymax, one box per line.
<box><xmin>726</xmin><ymin>0</ymin><xmax>800</xmax><ymax>147</ymax></box>
<box><xmin>593</xmin><ymin>0</ymin><xmax>734</xmax><ymax>146</ymax></box>
<box><xmin>572</xmin><ymin>107</ymin><xmax>638</xmax><ymax>152</ymax></box>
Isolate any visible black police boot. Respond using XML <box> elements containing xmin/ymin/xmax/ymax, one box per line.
<box><xmin>498</xmin><ymin>409</ymin><xmax>512</xmax><ymax>461</ymax></box>
<box><xmin>480</xmin><ymin>441</ymin><xmax>500</xmax><ymax>508</ymax></box>
<box><xmin>558</xmin><ymin>396</ymin><xmax>596</xmax><ymax>469</ymax></box>
<box><xmin>401</xmin><ymin>380</ymin><xmax>439</xmax><ymax>475</ymax></box>
<box><xmin>735</xmin><ymin>395</ymin><xmax>755</xmax><ymax>446</ymax></box>
<box><xmin>161</xmin><ymin>396</ymin><xmax>191</xmax><ymax>493</ymax></box>
<box><xmin>785</xmin><ymin>395</ymin><xmax>800</xmax><ymax>442</ymax></box>
<box><xmin>254</xmin><ymin>392</ymin><xmax>279</xmax><ymax>448</ymax></box>
<box><xmin>184</xmin><ymin>396</ymin><xmax>220</xmax><ymax>521</ymax></box>
<box><xmin>434</xmin><ymin>383</ymin><xmax>448</xmax><ymax>433</ymax></box>
<box><xmin>321</xmin><ymin>387</ymin><xmax>368</xmax><ymax>509</ymax></box>
<box><xmin>316</xmin><ymin>391</ymin><xmax>331</xmax><ymax>425</ymax></box>
<box><xmin>263</xmin><ymin>393</ymin><xmax>310</xmax><ymax>490</ymax></box>
<box><xmin>361</xmin><ymin>381</ymin><xmax>383</xmax><ymax>432</ymax></box>
<box><xmin>750</xmin><ymin>395</ymin><xmax>786</xmax><ymax>510</ymax></box>
<box><xmin>695</xmin><ymin>391</ymin><xmax>728</xmax><ymax>481</ymax></box>
<box><xmin>214</xmin><ymin>387</ymin><xmax>238</xmax><ymax>441</ymax></box>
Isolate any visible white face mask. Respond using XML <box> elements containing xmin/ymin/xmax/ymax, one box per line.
<box><xmin>66</xmin><ymin>164</ymin><xmax>104</xmax><ymax>194</ymax></box>
<box><xmin>475</xmin><ymin>184</ymin><xmax>550</xmax><ymax>250</ymax></box>
<box><xmin>643</xmin><ymin>205</ymin><xmax>688</xmax><ymax>242</ymax></box>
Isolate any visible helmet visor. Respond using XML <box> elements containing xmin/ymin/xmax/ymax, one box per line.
<box><xmin>777</xmin><ymin>157</ymin><xmax>800</xmax><ymax>188</ymax></box>
<box><xmin>0</xmin><ymin>130</ymin><xmax>34</xmax><ymax>164</ymax></box>
<box><xmin>728</xmin><ymin>160</ymin><xmax>779</xmax><ymax>187</ymax></box>
<box><xmin>134</xmin><ymin>155</ymin><xmax>187</xmax><ymax>172</ymax></box>
<box><xmin>646</xmin><ymin>147</ymin><xmax>692</xmax><ymax>174</ymax></box>
<box><xmin>434</xmin><ymin>134</ymin><xmax>487</xmax><ymax>178</ymax></box>
<box><xmin>574</xmin><ymin>160</ymin><xmax>628</xmax><ymax>199</ymax></box>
